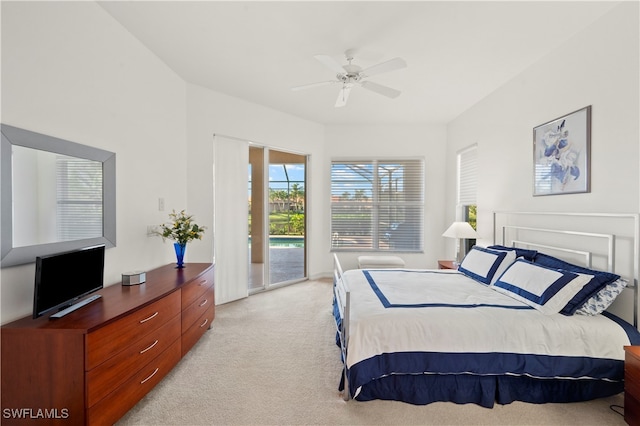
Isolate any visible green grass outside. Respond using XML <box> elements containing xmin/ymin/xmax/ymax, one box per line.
<box><xmin>249</xmin><ymin>212</ymin><xmax>305</xmax><ymax>235</ymax></box>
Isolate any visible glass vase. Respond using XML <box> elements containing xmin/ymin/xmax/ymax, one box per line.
<box><xmin>174</xmin><ymin>242</ymin><xmax>186</xmax><ymax>269</ymax></box>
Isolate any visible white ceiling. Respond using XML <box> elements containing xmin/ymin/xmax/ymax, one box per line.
<box><xmin>99</xmin><ymin>1</ymin><xmax>620</xmax><ymax>125</ymax></box>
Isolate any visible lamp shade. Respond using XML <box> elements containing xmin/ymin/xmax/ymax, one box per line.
<box><xmin>442</xmin><ymin>221</ymin><xmax>478</xmax><ymax>239</ymax></box>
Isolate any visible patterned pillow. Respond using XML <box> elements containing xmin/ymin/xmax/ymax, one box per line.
<box><xmin>576</xmin><ymin>278</ymin><xmax>628</xmax><ymax>316</ymax></box>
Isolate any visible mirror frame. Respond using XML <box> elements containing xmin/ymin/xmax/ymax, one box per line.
<box><xmin>1</xmin><ymin>124</ymin><xmax>116</xmax><ymax>267</ymax></box>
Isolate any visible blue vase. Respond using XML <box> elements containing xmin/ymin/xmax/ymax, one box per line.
<box><xmin>174</xmin><ymin>242</ymin><xmax>186</xmax><ymax>268</ymax></box>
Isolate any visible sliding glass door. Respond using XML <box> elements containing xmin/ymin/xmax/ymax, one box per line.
<box><xmin>268</xmin><ymin>150</ymin><xmax>306</xmax><ymax>285</ymax></box>
<box><xmin>248</xmin><ymin>146</ymin><xmax>266</xmax><ymax>290</ymax></box>
<box><xmin>248</xmin><ymin>147</ymin><xmax>306</xmax><ymax>291</ymax></box>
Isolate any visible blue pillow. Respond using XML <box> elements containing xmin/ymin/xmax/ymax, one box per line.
<box><xmin>488</xmin><ymin>245</ymin><xmax>538</xmax><ymax>261</ymax></box>
<box><xmin>491</xmin><ymin>259</ymin><xmax>593</xmax><ymax>315</ymax></box>
<box><xmin>458</xmin><ymin>246</ymin><xmax>516</xmax><ymax>285</ymax></box>
<box><xmin>533</xmin><ymin>252</ymin><xmax>620</xmax><ymax>315</ymax></box>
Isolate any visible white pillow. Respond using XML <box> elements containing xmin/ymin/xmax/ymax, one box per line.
<box><xmin>576</xmin><ymin>278</ymin><xmax>628</xmax><ymax>316</ymax></box>
<box><xmin>458</xmin><ymin>246</ymin><xmax>516</xmax><ymax>285</ymax></box>
<box><xmin>491</xmin><ymin>259</ymin><xmax>593</xmax><ymax>315</ymax></box>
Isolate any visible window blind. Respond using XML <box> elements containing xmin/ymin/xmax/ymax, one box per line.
<box><xmin>330</xmin><ymin>159</ymin><xmax>424</xmax><ymax>252</ymax></box>
<box><xmin>56</xmin><ymin>156</ymin><xmax>103</xmax><ymax>241</ymax></box>
<box><xmin>458</xmin><ymin>145</ymin><xmax>477</xmax><ymax>206</ymax></box>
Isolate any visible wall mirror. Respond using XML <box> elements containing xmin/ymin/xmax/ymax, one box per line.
<box><xmin>1</xmin><ymin>124</ymin><xmax>116</xmax><ymax>267</ymax></box>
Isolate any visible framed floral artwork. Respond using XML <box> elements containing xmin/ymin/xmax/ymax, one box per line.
<box><xmin>533</xmin><ymin>105</ymin><xmax>591</xmax><ymax>196</ymax></box>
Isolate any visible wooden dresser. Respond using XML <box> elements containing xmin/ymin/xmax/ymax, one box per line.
<box><xmin>625</xmin><ymin>346</ymin><xmax>640</xmax><ymax>425</ymax></box>
<box><xmin>1</xmin><ymin>263</ymin><xmax>214</xmax><ymax>425</ymax></box>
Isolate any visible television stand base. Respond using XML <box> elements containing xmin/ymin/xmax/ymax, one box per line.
<box><xmin>50</xmin><ymin>294</ymin><xmax>102</xmax><ymax>319</ymax></box>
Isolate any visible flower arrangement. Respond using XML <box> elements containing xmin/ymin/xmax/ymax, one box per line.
<box><xmin>158</xmin><ymin>210</ymin><xmax>206</xmax><ymax>245</ymax></box>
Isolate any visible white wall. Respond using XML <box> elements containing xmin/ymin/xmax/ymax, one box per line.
<box><xmin>445</xmin><ymin>2</ymin><xmax>639</xmax><ymax>243</ymax></box>
<box><xmin>324</xmin><ymin>124</ymin><xmax>448</xmax><ymax>270</ymax></box>
<box><xmin>1</xmin><ymin>2</ymin><xmax>188</xmax><ymax>323</ymax></box>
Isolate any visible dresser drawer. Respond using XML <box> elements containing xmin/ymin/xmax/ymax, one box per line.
<box><xmin>87</xmin><ymin>339</ymin><xmax>181</xmax><ymax>426</ymax></box>
<box><xmin>182</xmin><ymin>285</ymin><xmax>215</xmax><ymax>333</ymax></box>
<box><xmin>86</xmin><ymin>291</ymin><xmax>181</xmax><ymax>370</ymax></box>
<box><xmin>182</xmin><ymin>304</ymin><xmax>214</xmax><ymax>356</ymax></box>
<box><xmin>86</xmin><ymin>313</ymin><xmax>181</xmax><ymax>407</ymax></box>
<box><xmin>182</xmin><ymin>267</ymin><xmax>214</xmax><ymax>309</ymax></box>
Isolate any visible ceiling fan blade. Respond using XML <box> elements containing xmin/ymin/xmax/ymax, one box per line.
<box><xmin>360</xmin><ymin>81</ymin><xmax>401</xmax><ymax>99</ymax></box>
<box><xmin>335</xmin><ymin>85</ymin><xmax>352</xmax><ymax>108</ymax></box>
<box><xmin>361</xmin><ymin>57</ymin><xmax>407</xmax><ymax>77</ymax></box>
<box><xmin>314</xmin><ymin>54</ymin><xmax>345</xmax><ymax>74</ymax></box>
<box><xmin>290</xmin><ymin>81</ymin><xmax>335</xmax><ymax>91</ymax></box>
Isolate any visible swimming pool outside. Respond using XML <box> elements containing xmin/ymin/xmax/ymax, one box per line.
<box><xmin>248</xmin><ymin>236</ymin><xmax>305</xmax><ymax>248</ymax></box>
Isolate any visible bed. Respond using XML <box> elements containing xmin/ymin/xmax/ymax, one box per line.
<box><xmin>332</xmin><ymin>212</ymin><xmax>640</xmax><ymax>407</ymax></box>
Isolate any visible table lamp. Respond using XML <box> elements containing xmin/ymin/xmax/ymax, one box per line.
<box><xmin>442</xmin><ymin>221</ymin><xmax>478</xmax><ymax>265</ymax></box>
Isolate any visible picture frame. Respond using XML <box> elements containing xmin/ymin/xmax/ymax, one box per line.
<box><xmin>533</xmin><ymin>105</ymin><xmax>591</xmax><ymax>196</ymax></box>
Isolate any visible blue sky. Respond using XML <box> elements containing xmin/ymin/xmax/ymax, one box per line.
<box><xmin>248</xmin><ymin>164</ymin><xmax>305</xmax><ymax>192</ymax></box>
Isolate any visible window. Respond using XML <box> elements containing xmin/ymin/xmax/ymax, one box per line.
<box><xmin>457</xmin><ymin>145</ymin><xmax>477</xmax><ymax>207</ymax></box>
<box><xmin>330</xmin><ymin>159</ymin><xmax>424</xmax><ymax>252</ymax></box>
<box><xmin>56</xmin><ymin>156</ymin><xmax>103</xmax><ymax>241</ymax></box>
<box><xmin>457</xmin><ymin>145</ymin><xmax>477</xmax><ymax>253</ymax></box>
<box><xmin>462</xmin><ymin>205</ymin><xmax>477</xmax><ymax>253</ymax></box>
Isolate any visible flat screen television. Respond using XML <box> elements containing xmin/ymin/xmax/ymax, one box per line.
<box><xmin>33</xmin><ymin>244</ymin><xmax>105</xmax><ymax>319</ymax></box>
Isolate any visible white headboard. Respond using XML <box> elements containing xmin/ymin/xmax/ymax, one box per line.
<box><xmin>492</xmin><ymin>212</ymin><xmax>640</xmax><ymax>328</ymax></box>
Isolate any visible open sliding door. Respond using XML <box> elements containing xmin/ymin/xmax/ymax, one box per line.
<box><xmin>248</xmin><ymin>147</ymin><xmax>306</xmax><ymax>291</ymax></box>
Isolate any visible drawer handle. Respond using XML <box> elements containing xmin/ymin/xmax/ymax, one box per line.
<box><xmin>200</xmin><ymin>318</ymin><xmax>209</xmax><ymax>328</ymax></box>
<box><xmin>140</xmin><ymin>367</ymin><xmax>159</xmax><ymax>385</ymax></box>
<box><xmin>199</xmin><ymin>299</ymin><xmax>208</xmax><ymax>307</ymax></box>
<box><xmin>198</xmin><ymin>279</ymin><xmax>208</xmax><ymax>286</ymax></box>
<box><xmin>140</xmin><ymin>339</ymin><xmax>159</xmax><ymax>354</ymax></box>
<box><xmin>139</xmin><ymin>311</ymin><xmax>159</xmax><ymax>324</ymax></box>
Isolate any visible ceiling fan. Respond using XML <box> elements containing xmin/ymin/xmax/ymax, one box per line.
<box><xmin>291</xmin><ymin>50</ymin><xmax>407</xmax><ymax>108</ymax></box>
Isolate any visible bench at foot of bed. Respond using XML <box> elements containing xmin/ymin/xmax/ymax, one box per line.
<box><xmin>357</xmin><ymin>255</ymin><xmax>405</xmax><ymax>269</ymax></box>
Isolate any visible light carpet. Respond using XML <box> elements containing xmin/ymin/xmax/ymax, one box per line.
<box><xmin>117</xmin><ymin>278</ymin><xmax>626</xmax><ymax>425</ymax></box>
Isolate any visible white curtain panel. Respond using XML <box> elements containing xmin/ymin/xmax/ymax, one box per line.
<box><xmin>213</xmin><ymin>135</ymin><xmax>249</xmax><ymax>304</ymax></box>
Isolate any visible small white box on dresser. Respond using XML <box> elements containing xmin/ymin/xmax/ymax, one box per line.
<box><xmin>122</xmin><ymin>271</ymin><xmax>146</xmax><ymax>286</ymax></box>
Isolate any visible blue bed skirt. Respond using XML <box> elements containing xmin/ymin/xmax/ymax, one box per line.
<box><xmin>349</xmin><ymin>372</ymin><xmax>623</xmax><ymax>408</ymax></box>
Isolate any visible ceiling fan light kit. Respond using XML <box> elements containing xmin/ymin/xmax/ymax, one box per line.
<box><xmin>291</xmin><ymin>51</ymin><xmax>407</xmax><ymax>107</ymax></box>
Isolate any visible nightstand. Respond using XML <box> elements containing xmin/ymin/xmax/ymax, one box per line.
<box><xmin>625</xmin><ymin>346</ymin><xmax>640</xmax><ymax>425</ymax></box>
<box><xmin>438</xmin><ymin>260</ymin><xmax>457</xmax><ymax>270</ymax></box>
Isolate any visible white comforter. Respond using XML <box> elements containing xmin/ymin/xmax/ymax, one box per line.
<box><xmin>339</xmin><ymin>268</ymin><xmax>631</xmax><ymax>371</ymax></box>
